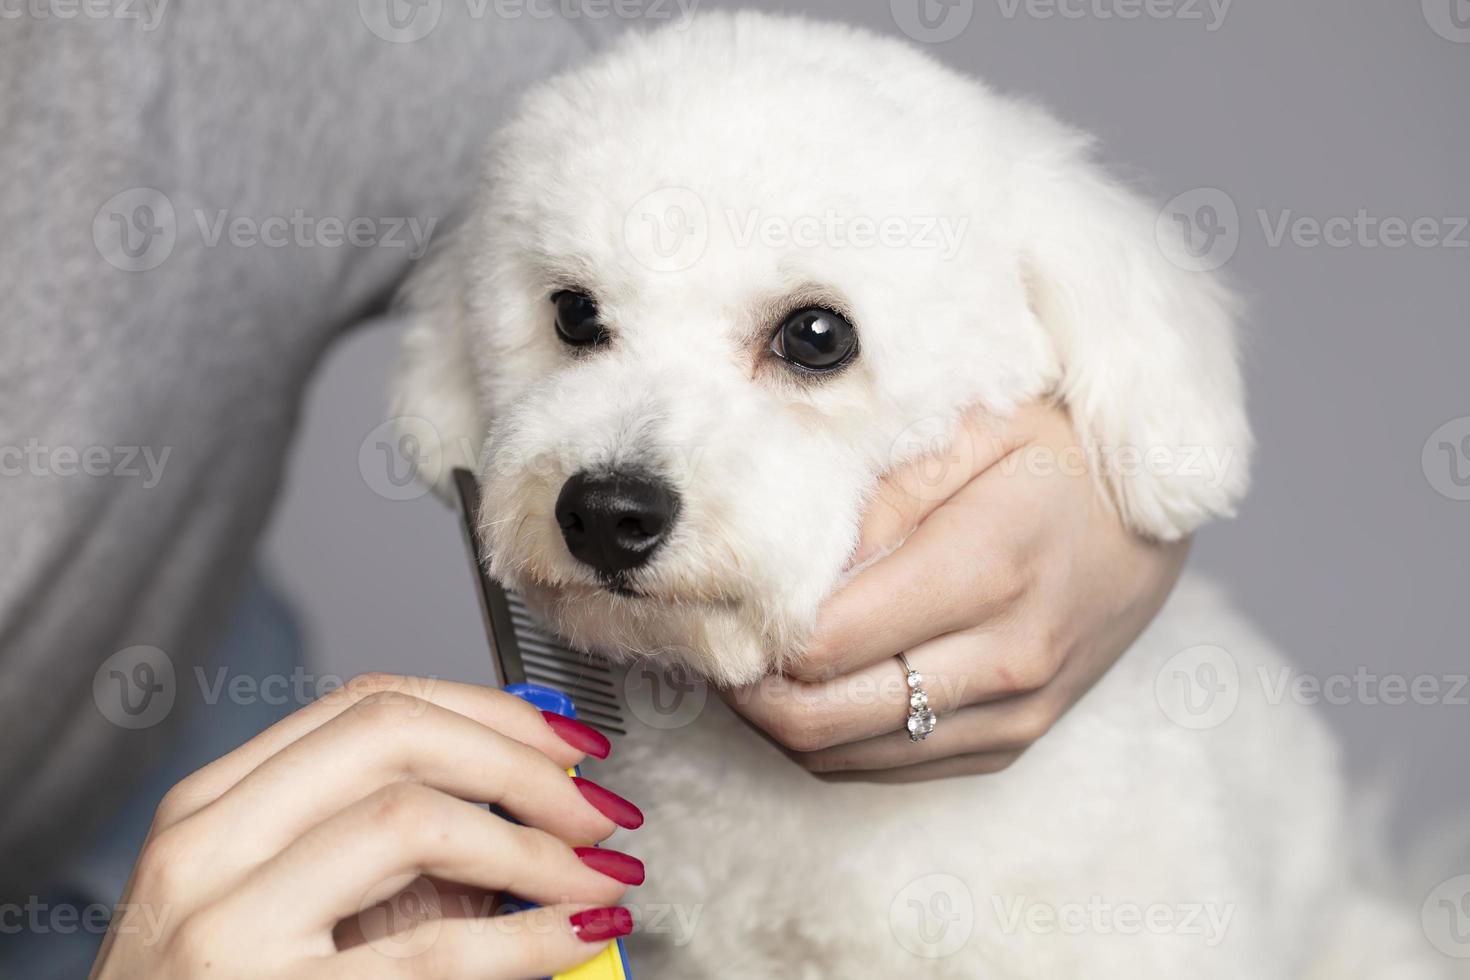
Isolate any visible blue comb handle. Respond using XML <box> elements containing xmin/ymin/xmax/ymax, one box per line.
<box><xmin>507</xmin><ymin>683</ymin><xmax>578</xmax><ymax>720</ymax></box>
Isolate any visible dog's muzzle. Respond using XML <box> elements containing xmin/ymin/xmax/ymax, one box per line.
<box><xmin>555</xmin><ymin>470</ymin><xmax>680</xmax><ymax>581</ymax></box>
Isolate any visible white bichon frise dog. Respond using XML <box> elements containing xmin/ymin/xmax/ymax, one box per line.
<box><xmin>392</xmin><ymin>12</ymin><xmax>1445</xmax><ymax>978</ymax></box>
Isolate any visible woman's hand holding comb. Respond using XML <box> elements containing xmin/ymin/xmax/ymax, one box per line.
<box><xmin>90</xmin><ymin>675</ymin><xmax>643</xmax><ymax>980</ymax></box>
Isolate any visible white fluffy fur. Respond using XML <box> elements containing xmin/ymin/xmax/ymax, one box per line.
<box><xmin>393</xmin><ymin>13</ymin><xmax>1442</xmax><ymax>976</ymax></box>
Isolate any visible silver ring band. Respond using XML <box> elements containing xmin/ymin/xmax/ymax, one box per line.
<box><xmin>897</xmin><ymin>653</ymin><xmax>937</xmax><ymax>742</ymax></box>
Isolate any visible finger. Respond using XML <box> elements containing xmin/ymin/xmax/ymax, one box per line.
<box><xmin>814</xmin><ymin>750</ymin><xmax>1025</xmax><ymax>784</ymax></box>
<box><xmin>159</xmin><ymin>675</ymin><xmax>595</xmax><ymax>829</ymax></box>
<box><xmin>181</xmin><ymin>695</ymin><xmax>634</xmax><ymax>879</ymax></box>
<box><xmin>852</xmin><ymin>406</ymin><xmax>1037</xmax><ymax>568</ymax></box>
<box><xmin>225</xmin><ymin>784</ymin><xmax>635</xmax><ymax>936</ymax></box>
<box><xmin>320</xmin><ymin>903</ymin><xmax>634</xmax><ymax>980</ymax></box>
<box><xmin>791</xmin><ymin>501</ymin><xmax>1029</xmax><ymax>683</ymax></box>
<box><xmin>733</xmin><ymin>624</ymin><xmax>1062</xmax><ymax>753</ymax></box>
<box><xmin>793</xmin><ymin>404</ymin><xmax>1088</xmax><ymax>684</ymax></box>
<box><xmin>791</xmin><ymin>692</ymin><xmax>1059</xmax><ymax>773</ymax></box>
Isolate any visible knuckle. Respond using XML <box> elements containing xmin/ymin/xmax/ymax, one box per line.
<box><xmin>166</xmin><ymin>910</ymin><xmax>229</xmax><ymax>971</ymax></box>
<box><xmin>346</xmin><ymin>671</ymin><xmax>411</xmax><ymax>701</ymax></box>
<box><xmin>994</xmin><ymin>650</ymin><xmax>1055</xmax><ymax>697</ymax></box>
<box><xmin>153</xmin><ymin>781</ymin><xmax>205</xmax><ymax>827</ymax></box>
<box><xmin>348</xmin><ymin>689</ymin><xmax>429</xmax><ymax>730</ymax></box>
<box><xmin>768</xmin><ymin>709</ymin><xmax>834</xmax><ymax>753</ymax></box>
<box><xmin>367</xmin><ymin>782</ymin><xmax>440</xmax><ymax>836</ymax></box>
<box><xmin>786</xmin><ymin>656</ymin><xmax>836</xmax><ymax>685</ymax></box>
<box><xmin>132</xmin><ymin>826</ymin><xmax>197</xmax><ymax>897</ymax></box>
<box><xmin>1011</xmin><ymin>703</ymin><xmax>1057</xmax><ymax>746</ymax></box>
<box><xmin>977</xmin><ymin>553</ymin><xmax>1031</xmax><ymax>611</ymax></box>
<box><xmin>509</xmin><ymin>824</ymin><xmax>559</xmax><ymax>871</ymax></box>
<box><xmin>511</xmin><ymin>907</ymin><xmax>573</xmax><ymax>973</ymax></box>
<box><xmin>798</xmin><ymin>716</ymin><xmax>841</xmax><ymax>753</ymax></box>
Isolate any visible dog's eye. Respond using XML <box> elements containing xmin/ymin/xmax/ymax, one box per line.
<box><xmin>552</xmin><ymin>290</ymin><xmax>609</xmax><ymax>348</ymax></box>
<box><xmin>771</xmin><ymin>307</ymin><xmax>857</xmax><ymax>372</ymax></box>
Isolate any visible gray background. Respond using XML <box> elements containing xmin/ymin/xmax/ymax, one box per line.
<box><xmin>263</xmin><ymin>0</ymin><xmax>1469</xmax><ymax>848</ymax></box>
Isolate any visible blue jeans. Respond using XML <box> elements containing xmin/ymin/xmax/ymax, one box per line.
<box><xmin>0</xmin><ymin>573</ymin><xmax>305</xmax><ymax>978</ymax></box>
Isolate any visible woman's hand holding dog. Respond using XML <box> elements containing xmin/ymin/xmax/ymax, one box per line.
<box><xmin>729</xmin><ymin>403</ymin><xmax>1189</xmax><ymax>781</ymax></box>
<box><xmin>90</xmin><ymin>676</ymin><xmax>643</xmax><ymax>980</ymax></box>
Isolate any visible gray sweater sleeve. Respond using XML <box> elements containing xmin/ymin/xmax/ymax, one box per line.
<box><xmin>0</xmin><ymin>1</ymin><xmax>614</xmax><ymax>901</ymax></box>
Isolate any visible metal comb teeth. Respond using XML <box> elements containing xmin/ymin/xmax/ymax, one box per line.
<box><xmin>452</xmin><ymin>468</ymin><xmax>627</xmax><ymax>737</ymax></box>
<box><xmin>503</xmin><ymin>592</ymin><xmax>627</xmax><ymax>736</ymax></box>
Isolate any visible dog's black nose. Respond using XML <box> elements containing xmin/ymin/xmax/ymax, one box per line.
<box><xmin>555</xmin><ymin>471</ymin><xmax>680</xmax><ymax>577</ymax></box>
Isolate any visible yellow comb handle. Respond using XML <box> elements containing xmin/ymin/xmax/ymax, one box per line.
<box><xmin>553</xmin><ymin>765</ymin><xmax>631</xmax><ymax>980</ymax></box>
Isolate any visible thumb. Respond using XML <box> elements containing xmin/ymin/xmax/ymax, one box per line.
<box><xmin>850</xmin><ymin>405</ymin><xmax>1044</xmax><ymax>568</ymax></box>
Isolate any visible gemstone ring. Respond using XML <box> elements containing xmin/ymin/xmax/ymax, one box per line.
<box><xmin>896</xmin><ymin>652</ymin><xmax>937</xmax><ymax>742</ymax></box>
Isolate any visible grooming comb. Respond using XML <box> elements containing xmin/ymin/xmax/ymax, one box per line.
<box><xmin>452</xmin><ymin>468</ymin><xmax>633</xmax><ymax>980</ymax></box>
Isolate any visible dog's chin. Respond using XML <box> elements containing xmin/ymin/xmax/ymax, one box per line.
<box><xmin>510</xmin><ymin>577</ymin><xmax>776</xmax><ymax>687</ymax></box>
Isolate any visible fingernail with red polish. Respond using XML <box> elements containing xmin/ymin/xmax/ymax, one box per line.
<box><xmin>542</xmin><ymin>711</ymin><xmax>611</xmax><ymax>760</ymax></box>
<box><xmin>570</xmin><ymin>906</ymin><xmax>635</xmax><ymax>943</ymax></box>
<box><xmin>575</xmin><ymin>847</ymin><xmax>645</xmax><ymax>886</ymax></box>
<box><xmin>574</xmin><ymin>777</ymin><xmax>644</xmax><ymax>830</ymax></box>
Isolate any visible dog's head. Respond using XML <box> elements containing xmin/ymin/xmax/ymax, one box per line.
<box><xmin>393</xmin><ymin>13</ymin><xmax>1250</xmax><ymax>684</ymax></box>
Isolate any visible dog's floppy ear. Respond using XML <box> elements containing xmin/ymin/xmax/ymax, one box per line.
<box><xmin>1018</xmin><ymin>135</ymin><xmax>1253</xmax><ymax>541</ymax></box>
<box><xmin>389</xmin><ymin>228</ymin><xmax>485</xmax><ymax>500</ymax></box>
